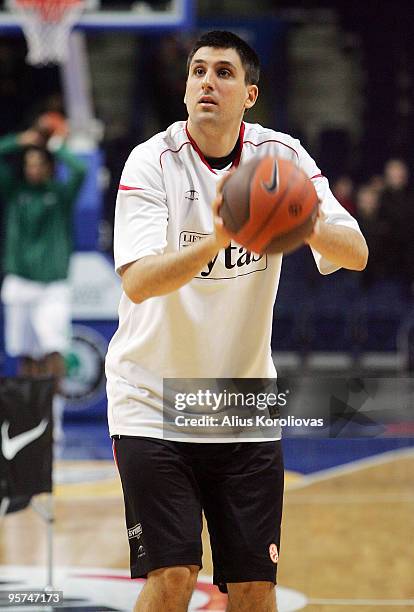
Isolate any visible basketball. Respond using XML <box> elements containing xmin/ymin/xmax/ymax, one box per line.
<box><xmin>220</xmin><ymin>156</ymin><xmax>320</xmax><ymax>254</ymax></box>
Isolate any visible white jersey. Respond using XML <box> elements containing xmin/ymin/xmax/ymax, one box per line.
<box><xmin>106</xmin><ymin>121</ymin><xmax>361</xmax><ymax>441</ymax></box>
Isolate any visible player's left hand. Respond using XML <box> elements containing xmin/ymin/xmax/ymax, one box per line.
<box><xmin>305</xmin><ymin>205</ymin><xmax>325</xmax><ymax>244</ymax></box>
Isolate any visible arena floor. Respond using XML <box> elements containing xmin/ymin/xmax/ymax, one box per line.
<box><xmin>1</xmin><ymin>424</ymin><xmax>413</xmax><ymax>611</ymax></box>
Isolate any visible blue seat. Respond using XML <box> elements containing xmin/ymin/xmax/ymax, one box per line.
<box><xmin>353</xmin><ymin>280</ymin><xmax>410</xmax><ymax>352</ymax></box>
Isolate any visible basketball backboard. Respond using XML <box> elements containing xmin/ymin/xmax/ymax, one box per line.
<box><xmin>0</xmin><ymin>0</ymin><xmax>194</xmax><ymax>31</ymax></box>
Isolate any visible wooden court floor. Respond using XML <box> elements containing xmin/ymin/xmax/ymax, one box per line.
<box><xmin>1</xmin><ymin>449</ymin><xmax>413</xmax><ymax>611</ymax></box>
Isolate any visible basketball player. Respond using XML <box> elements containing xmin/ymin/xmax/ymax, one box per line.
<box><xmin>0</xmin><ymin>128</ymin><xmax>86</xmax><ymax>446</ymax></box>
<box><xmin>107</xmin><ymin>31</ymin><xmax>368</xmax><ymax>612</ymax></box>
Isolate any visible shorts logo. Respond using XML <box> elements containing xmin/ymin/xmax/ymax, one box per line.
<box><xmin>128</xmin><ymin>523</ymin><xmax>143</xmax><ymax>540</ymax></box>
<box><xmin>269</xmin><ymin>543</ymin><xmax>279</xmax><ymax>563</ymax></box>
<box><xmin>137</xmin><ymin>545</ymin><xmax>146</xmax><ymax>558</ymax></box>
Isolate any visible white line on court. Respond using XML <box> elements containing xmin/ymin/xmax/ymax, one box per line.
<box><xmin>286</xmin><ymin>446</ymin><xmax>414</xmax><ymax>491</ymax></box>
<box><xmin>286</xmin><ymin>492</ymin><xmax>414</xmax><ymax>504</ymax></box>
<box><xmin>308</xmin><ymin>598</ymin><xmax>414</xmax><ymax>606</ymax></box>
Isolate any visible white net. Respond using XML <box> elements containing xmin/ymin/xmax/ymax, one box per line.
<box><xmin>8</xmin><ymin>0</ymin><xmax>85</xmax><ymax>65</ymax></box>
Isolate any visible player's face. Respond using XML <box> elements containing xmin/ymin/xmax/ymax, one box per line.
<box><xmin>185</xmin><ymin>47</ymin><xmax>258</xmax><ymax>128</ymax></box>
<box><xmin>24</xmin><ymin>151</ymin><xmax>52</xmax><ymax>184</ymax></box>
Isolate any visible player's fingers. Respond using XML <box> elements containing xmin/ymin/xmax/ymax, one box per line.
<box><xmin>216</xmin><ymin>169</ymin><xmax>235</xmax><ymax>195</ymax></box>
<box><xmin>212</xmin><ymin>193</ymin><xmax>223</xmax><ymax>216</ymax></box>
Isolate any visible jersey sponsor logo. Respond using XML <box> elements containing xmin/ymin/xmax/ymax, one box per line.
<box><xmin>1</xmin><ymin>418</ymin><xmax>48</xmax><ymax>460</ymax></box>
<box><xmin>180</xmin><ymin>231</ymin><xmax>267</xmax><ymax>279</ymax></box>
<box><xmin>128</xmin><ymin>523</ymin><xmax>143</xmax><ymax>540</ymax></box>
<box><xmin>269</xmin><ymin>543</ymin><xmax>279</xmax><ymax>563</ymax></box>
<box><xmin>185</xmin><ymin>189</ymin><xmax>199</xmax><ymax>201</ymax></box>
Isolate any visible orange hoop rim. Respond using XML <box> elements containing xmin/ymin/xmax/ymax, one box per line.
<box><xmin>14</xmin><ymin>0</ymin><xmax>83</xmax><ymax>6</ymax></box>
<box><xmin>13</xmin><ymin>0</ymin><xmax>84</xmax><ymax>22</ymax></box>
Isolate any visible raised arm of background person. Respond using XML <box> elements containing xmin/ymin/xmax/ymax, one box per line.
<box><xmin>305</xmin><ymin>214</ymin><xmax>368</xmax><ymax>271</ymax></box>
<box><xmin>53</xmin><ymin>141</ymin><xmax>87</xmax><ymax>202</ymax></box>
<box><xmin>121</xmin><ymin>192</ymin><xmax>230</xmax><ymax>303</ymax></box>
<box><xmin>0</xmin><ymin>130</ymin><xmax>42</xmax><ymax>197</ymax></box>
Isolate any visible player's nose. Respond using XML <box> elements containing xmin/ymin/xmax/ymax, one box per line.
<box><xmin>201</xmin><ymin>70</ymin><xmax>214</xmax><ymax>90</ymax></box>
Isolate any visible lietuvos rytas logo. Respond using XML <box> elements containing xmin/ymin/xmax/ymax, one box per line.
<box><xmin>180</xmin><ymin>231</ymin><xmax>267</xmax><ymax>278</ymax></box>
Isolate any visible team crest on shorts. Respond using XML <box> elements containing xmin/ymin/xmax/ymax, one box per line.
<box><xmin>269</xmin><ymin>543</ymin><xmax>279</xmax><ymax>563</ymax></box>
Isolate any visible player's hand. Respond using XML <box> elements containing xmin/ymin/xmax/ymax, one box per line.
<box><xmin>18</xmin><ymin>129</ymin><xmax>46</xmax><ymax>147</ymax></box>
<box><xmin>211</xmin><ymin>172</ymin><xmax>233</xmax><ymax>250</ymax></box>
<box><xmin>305</xmin><ymin>205</ymin><xmax>325</xmax><ymax>244</ymax></box>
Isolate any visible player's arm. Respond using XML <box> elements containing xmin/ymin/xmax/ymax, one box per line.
<box><xmin>121</xmin><ymin>193</ymin><xmax>230</xmax><ymax>303</ymax></box>
<box><xmin>293</xmin><ymin>137</ymin><xmax>368</xmax><ymax>273</ymax></box>
<box><xmin>305</xmin><ymin>212</ymin><xmax>368</xmax><ymax>271</ymax></box>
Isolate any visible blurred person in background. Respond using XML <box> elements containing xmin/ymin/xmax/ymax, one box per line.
<box><xmin>332</xmin><ymin>174</ymin><xmax>356</xmax><ymax>215</ymax></box>
<box><xmin>378</xmin><ymin>158</ymin><xmax>414</xmax><ymax>285</ymax></box>
<box><xmin>367</xmin><ymin>173</ymin><xmax>385</xmax><ymax>195</ymax></box>
<box><xmin>355</xmin><ymin>184</ymin><xmax>387</xmax><ymax>286</ymax></box>
<box><xmin>0</xmin><ymin>125</ymin><xmax>86</xmax><ymax>449</ymax></box>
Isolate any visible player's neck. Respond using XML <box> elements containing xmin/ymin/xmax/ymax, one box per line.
<box><xmin>186</xmin><ymin>119</ymin><xmax>241</xmax><ymax>158</ymax></box>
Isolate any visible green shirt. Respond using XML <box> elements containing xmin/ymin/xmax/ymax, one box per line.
<box><xmin>0</xmin><ymin>134</ymin><xmax>87</xmax><ymax>283</ymax></box>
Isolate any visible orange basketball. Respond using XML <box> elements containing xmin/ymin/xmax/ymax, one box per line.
<box><xmin>220</xmin><ymin>156</ymin><xmax>320</xmax><ymax>254</ymax></box>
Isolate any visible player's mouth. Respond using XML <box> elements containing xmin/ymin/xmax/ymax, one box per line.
<box><xmin>198</xmin><ymin>96</ymin><xmax>217</xmax><ymax>106</ymax></box>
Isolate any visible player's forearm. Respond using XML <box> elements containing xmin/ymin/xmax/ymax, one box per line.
<box><xmin>122</xmin><ymin>236</ymin><xmax>222</xmax><ymax>303</ymax></box>
<box><xmin>307</xmin><ymin>222</ymin><xmax>368</xmax><ymax>271</ymax></box>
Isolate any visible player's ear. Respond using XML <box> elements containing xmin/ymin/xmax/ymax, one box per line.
<box><xmin>245</xmin><ymin>85</ymin><xmax>258</xmax><ymax>110</ymax></box>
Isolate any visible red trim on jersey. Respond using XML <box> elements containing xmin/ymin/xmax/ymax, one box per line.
<box><xmin>184</xmin><ymin>122</ymin><xmax>245</xmax><ymax>174</ymax></box>
<box><xmin>185</xmin><ymin>125</ymin><xmax>216</xmax><ymax>174</ymax></box>
<box><xmin>119</xmin><ymin>184</ymin><xmax>144</xmax><ymax>191</ymax></box>
<box><xmin>112</xmin><ymin>439</ymin><xmax>119</xmax><ymax>469</ymax></box>
<box><xmin>233</xmin><ymin>122</ymin><xmax>245</xmax><ymax>168</ymax></box>
<box><xmin>243</xmin><ymin>139</ymin><xmax>300</xmax><ymax>161</ymax></box>
<box><xmin>159</xmin><ymin>141</ymin><xmax>192</xmax><ymax>168</ymax></box>
<box><xmin>310</xmin><ymin>173</ymin><xmax>324</xmax><ymax>180</ymax></box>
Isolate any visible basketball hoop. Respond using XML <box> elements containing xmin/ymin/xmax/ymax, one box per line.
<box><xmin>8</xmin><ymin>0</ymin><xmax>86</xmax><ymax>65</ymax></box>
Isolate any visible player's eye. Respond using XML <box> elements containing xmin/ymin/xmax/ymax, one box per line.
<box><xmin>194</xmin><ymin>67</ymin><xmax>205</xmax><ymax>76</ymax></box>
<box><xmin>218</xmin><ymin>69</ymin><xmax>231</xmax><ymax>77</ymax></box>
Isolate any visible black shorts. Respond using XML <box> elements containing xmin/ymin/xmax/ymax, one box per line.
<box><xmin>113</xmin><ymin>436</ymin><xmax>284</xmax><ymax>593</ymax></box>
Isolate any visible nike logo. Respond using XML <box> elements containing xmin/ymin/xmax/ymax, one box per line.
<box><xmin>261</xmin><ymin>159</ymin><xmax>279</xmax><ymax>194</ymax></box>
<box><xmin>1</xmin><ymin>419</ymin><xmax>48</xmax><ymax>460</ymax></box>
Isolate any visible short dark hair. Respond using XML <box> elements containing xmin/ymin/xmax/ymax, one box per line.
<box><xmin>187</xmin><ymin>30</ymin><xmax>260</xmax><ymax>86</ymax></box>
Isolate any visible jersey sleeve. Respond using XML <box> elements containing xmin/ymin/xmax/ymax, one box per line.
<box><xmin>294</xmin><ymin>138</ymin><xmax>362</xmax><ymax>275</ymax></box>
<box><xmin>114</xmin><ymin>143</ymin><xmax>168</xmax><ymax>274</ymax></box>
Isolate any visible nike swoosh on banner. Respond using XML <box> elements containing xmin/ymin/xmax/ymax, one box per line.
<box><xmin>1</xmin><ymin>419</ymin><xmax>49</xmax><ymax>460</ymax></box>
